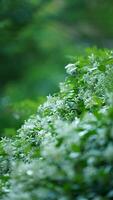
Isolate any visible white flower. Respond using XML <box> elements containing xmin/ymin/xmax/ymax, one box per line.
<box><xmin>88</xmin><ymin>53</ymin><xmax>95</xmax><ymax>63</ymax></box>
<box><xmin>26</xmin><ymin>170</ymin><xmax>33</xmax><ymax>176</ymax></box>
<box><xmin>65</xmin><ymin>63</ymin><xmax>76</xmax><ymax>75</ymax></box>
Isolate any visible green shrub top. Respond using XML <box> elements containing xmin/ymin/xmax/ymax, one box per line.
<box><xmin>1</xmin><ymin>48</ymin><xmax>113</xmax><ymax>200</ymax></box>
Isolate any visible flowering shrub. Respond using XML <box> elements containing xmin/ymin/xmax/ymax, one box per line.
<box><xmin>1</xmin><ymin>49</ymin><xmax>113</xmax><ymax>199</ymax></box>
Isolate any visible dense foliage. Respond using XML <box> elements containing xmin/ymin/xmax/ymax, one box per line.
<box><xmin>1</xmin><ymin>0</ymin><xmax>113</xmax><ymax>137</ymax></box>
<box><xmin>1</xmin><ymin>49</ymin><xmax>113</xmax><ymax>199</ymax></box>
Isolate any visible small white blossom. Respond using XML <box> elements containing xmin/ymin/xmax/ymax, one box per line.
<box><xmin>65</xmin><ymin>63</ymin><xmax>76</xmax><ymax>75</ymax></box>
<box><xmin>88</xmin><ymin>53</ymin><xmax>95</xmax><ymax>63</ymax></box>
<box><xmin>26</xmin><ymin>170</ymin><xmax>33</xmax><ymax>176</ymax></box>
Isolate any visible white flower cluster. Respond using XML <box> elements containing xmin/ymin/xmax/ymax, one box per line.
<box><xmin>39</xmin><ymin>95</ymin><xmax>65</xmax><ymax>114</ymax></box>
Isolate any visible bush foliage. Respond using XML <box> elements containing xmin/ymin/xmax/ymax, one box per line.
<box><xmin>1</xmin><ymin>0</ymin><xmax>113</xmax><ymax>137</ymax></box>
<box><xmin>1</xmin><ymin>49</ymin><xmax>113</xmax><ymax>199</ymax></box>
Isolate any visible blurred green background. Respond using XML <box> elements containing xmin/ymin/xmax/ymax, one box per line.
<box><xmin>1</xmin><ymin>0</ymin><xmax>113</xmax><ymax>137</ymax></box>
